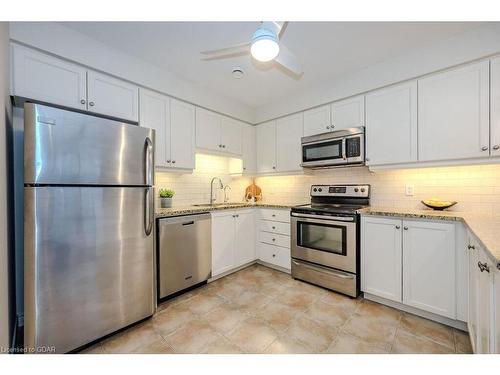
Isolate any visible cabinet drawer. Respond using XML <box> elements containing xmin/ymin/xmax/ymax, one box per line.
<box><xmin>259</xmin><ymin>220</ymin><xmax>290</xmax><ymax>236</ymax></box>
<box><xmin>259</xmin><ymin>231</ymin><xmax>290</xmax><ymax>248</ymax></box>
<box><xmin>259</xmin><ymin>209</ymin><xmax>290</xmax><ymax>223</ymax></box>
<box><xmin>258</xmin><ymin>243</ymin><xmax>291</xmax><ymax>270</ymax></box>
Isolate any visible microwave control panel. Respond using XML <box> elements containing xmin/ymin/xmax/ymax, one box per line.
<box><xmin>346</xmin><ymin>137</ymin><xmax>361</xmax><ymax>158</ymax></box>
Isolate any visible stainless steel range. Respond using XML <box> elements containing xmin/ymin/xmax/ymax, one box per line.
<box><xmin>291</xmin><ymin>184</ymin><xmax>370</xmax><ymax>297</ymax></box>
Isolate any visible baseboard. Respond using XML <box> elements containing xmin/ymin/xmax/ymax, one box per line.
<box><xmin>364</xmin><ymin>293</ymin><xmax>468</xmax><ymax>331</ymax></box>
<box><xmin>256</xmin><ymin>260</ymin><xmax>291</xmax><ymax>274</ymax></box>
<box><xmin>208</xmin><ymin>260</ymin><xmax>258</xmax><ymax>282</ymax></box>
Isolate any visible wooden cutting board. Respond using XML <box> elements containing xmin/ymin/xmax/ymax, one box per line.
<box><xmin>245</xmin><ymin>179</ymin><xmax>262</xmax><ymax>201</ymax></box>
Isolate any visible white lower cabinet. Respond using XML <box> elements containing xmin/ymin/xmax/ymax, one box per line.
<box><xmin>361</xmin><ymin>216</ymin><xmax>458</xmax><ymax>320</ymax></box>
<box><xmin>257</xmin><ymin>208</ymin><xmax>291</xmax><ymax>270</ymax></box>
<box><xmin>211</xmin><ymin>209</ymin><xmax>255</xmax><ymax>277</ymax></box>
<box><xmin>467</xmin><ymin>233</ymin><xmax>497</xmax><ymax>353</ymax></box>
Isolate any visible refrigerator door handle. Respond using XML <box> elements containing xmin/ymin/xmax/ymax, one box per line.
<box><xmin>144</xmin><ymin>188</ymin><xmax>154</xmax><ymax>236</ymax></box>
<box><xmin>144</xmin><ymin>137</ymin><xmax>154</xmax><ymax>186</ymax></box>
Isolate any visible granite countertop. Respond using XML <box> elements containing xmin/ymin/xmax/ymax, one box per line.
<box><xmin>360</xmin><ymin>207</ymin><xmax>500</xmax><ymax>265</ymax></box>
<box><xmin>155</xmin><ymin>201</ymin><xmax>306</xmax><ymax>219</ymax></box>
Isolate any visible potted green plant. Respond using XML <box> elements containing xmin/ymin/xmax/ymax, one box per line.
<box><xmin>158</xmin><ymin>188</ymin><xmax>175</xmax><ymax>208</ymax></box>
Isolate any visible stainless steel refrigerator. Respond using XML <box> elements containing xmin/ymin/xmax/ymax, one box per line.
<box><xmin>23</xmin><ymin>103</ymin><xmax>155</xmax><ymax>353</ymax></box>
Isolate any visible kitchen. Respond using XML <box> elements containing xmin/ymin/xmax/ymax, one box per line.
<box><xmin>1</xmin><ymin>7</ymin><xmax>500</xmax><ymax>372</ymax></box>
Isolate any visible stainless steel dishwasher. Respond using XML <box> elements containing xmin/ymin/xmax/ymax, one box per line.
<box><xmin>157</xmin><ymin>213</ymin><xmax>212</xmax><ymax>299</ymax></box>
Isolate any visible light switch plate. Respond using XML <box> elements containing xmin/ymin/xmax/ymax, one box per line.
<box><xmin>405</xmin><ymin>184</ymin><xmax>414</xmax><ymax>196</ymax></box>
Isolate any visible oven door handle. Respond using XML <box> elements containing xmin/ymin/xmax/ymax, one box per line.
<box><xmin>291</xmin><ymin>212</ymin><xmax>355</xmax><ymax>222</ymax></box>
<box><xmin>292</xmin><ymin>260</ymin><xmax>355</xmax><ymax>279</ymax></box>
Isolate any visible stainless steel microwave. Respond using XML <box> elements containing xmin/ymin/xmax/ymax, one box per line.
<box><xmin>301</xmin><ymin>127</ymin><xmax>365</xmax><ymax>169</ymax></box>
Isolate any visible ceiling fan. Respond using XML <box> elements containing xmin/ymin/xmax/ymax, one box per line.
<box><xmin>200</xmin><ymin>21</ymin><xmax>303</xmax><ymax>76</ymax></box>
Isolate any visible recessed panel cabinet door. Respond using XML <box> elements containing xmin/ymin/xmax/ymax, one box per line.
<box><xmin>220</xmin><ymin>116</ymin><xmax>243</xmax><ymax>155</ymax></box>
<box><xmin>12</xmin><ymin>43</ymin><xmax>87</xmax><ymax>111</ymax></box>
<box><xmin>402</xmin><ymin>220</ymin><xmax>456</xmax><ymax>318</ymax></box>
<box><xmin>234</xmin><ymin>211</ymin><xmax>256</xmax><ymax>267</ymax></box>
<box><xmin>468</xmin><ymin>236</ymin><xmax>480</xmax><ymax>353</ymax></box>
<box><xmin>87</xmin><ymin>71</ymin><xmax>139</xmax><ymax>122</ymax></box>
<box><xmin>170</xmin><ymin>99</ymin><xmax>195</xmax><ymax>169</ymax></box>
<box><xmin>490</xmin><ymin>56</ymin><xmax>500</xmax><ymax>157</ymax></box>
<box><xmin>211</xmin><ymin>213</ymin><xmax>235</xmax><ymax>277</ymax></box>
<box><xmin>477</xmin><ymin>248</ymin><xmax>494</xmax><ymax>353</ymax></box>
<box><xmin>256</xmin><ymin>120</ymin><xmax>277</xmax><ymax>173</ymax></box>
<box><xmin>241</xmin><ymin>124</ymin><xmax>256</xmax><ymax>174</ymax></box>
<box><xmin>495</xmin><ymin>265</ymin><xmax>500</xmax><ymax>354</ymax></box>
<box><xmin>418</xmin><ymin>61</ymin><xmax>490</xmax><ymax>161</ymax></box>
<box><xmin>276</xmin><ymin>113</ymin><xmax>303</xmax><ymax>172</ymax></box>
<box><xmin>196</xmin><ymin>108</ymin><xmax>221</xmax><ymax>151</ymax></box>
<box><xmin>139</xmin><ymin>89</ymin><xmax>169</xmax><ymax>167</ymax></box>
<box><xmin>303</xmin><ymin>105</ymin><xmax>331</xmax><ymax>136</ymax></box>
<box><xmin>331</xmin><ymin>95</ymin><xmax>365</xmax><ymax>130</ymax></box>
<box><xmin>365</xmin><ymin>81</ymin><xmax>417</xmax><ymax>165</ymax></box>
<box><xmin>361</xmin><ymin>216</ymin><xmax>402</xmax><ymax>302</ymax></box>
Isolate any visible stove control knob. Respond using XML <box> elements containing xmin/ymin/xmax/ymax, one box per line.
<box><xmin>313</xmin><ymin>188</ymin><xmax>317</xmax><ymax>192</ymax></box>
<box><xmin>361</xmin><ymin>188</ymin><xmax>366</xmax><ymax>193</ymax></box>
<box><xmin>318</xmin><ymin>188</ymin><xmax>323</xmax><ymax>192</ymax></box>
<box><xmin>354</xmin><ymin>187</ymin><xmax>359</xmax><ymax>192</ymax></box>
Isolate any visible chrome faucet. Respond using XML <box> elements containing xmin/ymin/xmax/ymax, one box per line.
<box><xmin>210</xmin><ymin>177</ymin><xmax>224</xmax><ymax>205</ymax></box>
<box><xmin>223</xmin><ymin>185</ymin><xmax>232</xmax><ymax>203</ymax></box>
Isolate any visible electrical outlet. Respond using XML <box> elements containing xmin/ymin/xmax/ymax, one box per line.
<box><xmin>405</xmin><ymin>184</ymin><xmax>414</xmax><ymax>196</ymax></box>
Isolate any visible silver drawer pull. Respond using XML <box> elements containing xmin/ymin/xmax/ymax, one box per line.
<box><xmin>478</xmin><ymin>261</ymin><xmax>490</xmax><ymax>273</ymax></box>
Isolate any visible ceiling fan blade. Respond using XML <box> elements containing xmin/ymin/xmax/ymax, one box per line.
<box><xmin>200</xmin><ymin>42</ymin><xmax>250</xmax><ymax>57</ymax></box>
<box><xmin>261</xmin><ymin>21</ymin><xmax>287</xmax><ymax>39</ymax></box>
<box><xmin>275</xmin><ymin>43</ymin><xmax>302</xmax><ymax>76</ymax></box>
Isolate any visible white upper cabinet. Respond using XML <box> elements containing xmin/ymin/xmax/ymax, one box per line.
<box><xmin>196</xmin><ymin>108</ymin><xmax>222</xmax><ymax>151</ymax></box>
<box><xmin>331</xmin><ymin>95</ymin><xmax>365</xmax><ymax>130</ymax></box>
<box><xmin>170</xmin><ymin>99</ymin><xmax>195</xmax><ymax>169</ymax></box>
<box><xmin>402</xmin><ymin>220</ymin><xmax>456</xmax><ymax>319</ymax></box>
<box><xmin>241</xmin><ymin>124</ymin><xmax>256</xmax><ymax>174</ymax></box>
<box><xmin>139</xmin><ymin>89</ymin><xmax>169</xmax><ymax>167</ymax></box>
<box><xmin>490</xmin><ymin>56</ymin><xmax>500</xmax><ymax>156</ymax></box>
<box><xmin>256</xmin><ymin>120</ymin><xmax>277</xmax><ymax>173</ymax></box>
<box><xmin>276</xmin><ymin>113</ymin><xmax>303</xmax><ymax>172</ymax></box>
<box><xmin>303</xmin><ymin>105</ymin><xmax>331</xmax><ymax>137</ymax></box>
<box><xmin>87</xmin><ymin>71</ymin><xmax>139</xmax><ymax>122</ymax></box>
<box><xmin>139</xmin><ymin>90</ymin><xmax>195</xmax><ymax>170</ymax></box>
<box><xmin>365</xmin><ymin>81</ymin><xmax>418</xmax><ymax>166</ymax></box>
<box><xmin>11</xmin><ymin>43</ymin><xmax>87</xmax><ymax>111</ymax></box>
<box><xmin>418</xmin><ymin>61</ymin><xmax>490</xmax><ymax>162</ymax></box>
<box><xmin>220</xmin><ymin>116</ymin><xmax>243</xmax><ymax>155</ymax></box>
<box><xmin>361</xmin><ymin>216</ymin><xmax>402</xmax><ymax>302</ymax></box>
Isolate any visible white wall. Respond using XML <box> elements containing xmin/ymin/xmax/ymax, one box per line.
<box><xmin>255</xmin><ymin>23</ymin><xmax>500</xmax><ymax>123</ymax></box>
<box><xmin>0</xmin><ymin>22</ymin><xmax>11</xmax><ymax>352</ymax></box>
<box><xmin>9</xmin><ymin>22</ymin><xmax>255</xmax><ymax>124</ymax></box>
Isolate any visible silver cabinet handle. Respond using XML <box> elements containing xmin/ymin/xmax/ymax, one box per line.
<box><xmin>481</xmin><ymin>146</ymin><xmax>488</xmax><ymax>151</ymax></box>
<box><xmin>80</xmin><ymin>99</ymin><xmax>86</xmax><ymax>105</ymax></box>
<box><xmin>272</xmin><ymin>214</ymin><xmax>276</xmax><ymax>217</ymax></box>
<box><xmin>494</xmin><ymin>145</ymin><xmax>500</xmax><ymax>150</ymax></box>
<box><xmin>395</xmin><ymin>225</ymin><xmax>400</xmax><ymax>229</ymax></box>
<box><xmin>172</xmin><ymin>160</ymin><xmax>176</xmax><ymax>164</ymax></box>
<box><xmin>468</xmin><ymin>244</ymin><xmax>475</xmax><ymax>250</ymax></box>
<box><xmin>272</xmin><ymin>166</ymin><xmax>276</xmax><ymax>169</ymax></box>
<box><xmin>272</xmin><ymin>226</ymin><xmax>276</xmax><ymax>229</ymax></box>
<box><xmin>403</xmin><ymin>226</ymin><xmax>408</xmax><ymax>230</ymax></box>
<box><xmin>222</xmin><ymin>145</ymin><xmax>226</xmax><ymax>148</ymax></box>
<box><xmin>166</xmin><ymin>160</ymin><xmax>171</xmax><ymax>163</ymax></box>
<box><xmin>272</xmin><ymin>238</ymin><xmax>276</xmax><ymax>241</ymax></box>
<box><xmin>326</xmin><ymin>126</ymin><xmax>330</xmax><ymax>129</ymax></box>
<box><xmin>272</xmin><ymin>254</ymin><xmax>276</xmax><ymax>257</ymax></box>
<box><xmin>219</xmin><ymin>144</ymin><xmax>222</xmax><ymax>148</ymax></box>
<box><xmin>243</xmin><ymin>167</ymin><xmax>247</xmax><ymax>170</ymax></box>
<box><xmin>89</xmin><ymin>101</ymin><xmax>95</xmax><ymax>107</ymax></box>
<box><xmin>478</xmin><ymin>261</ymin><xmax>490</xmax><ymax>273</ymax></box>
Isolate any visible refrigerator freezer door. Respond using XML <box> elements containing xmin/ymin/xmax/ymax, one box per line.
<box><xmin>24</xmin><ymin>186</ymin><xmax>155</xmax><ymax>353</ymax></box>
<box><xmin>24</xmin><ymin>103</ymin><xmax>154</xmax><ymax>186</ymax></box>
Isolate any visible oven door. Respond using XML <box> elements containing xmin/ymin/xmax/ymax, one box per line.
<box><xmin>301</xmin><ymin>137</ymin><xmax>346</xmax><ymax>168</ymax></box>
<box><xmin>291</xmin><ymin>213</ymin><xmax>356</xmax><ymax>273</ymax></box>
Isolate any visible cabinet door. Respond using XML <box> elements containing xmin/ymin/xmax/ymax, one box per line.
<box><xmin>303</xmin><ymin>105</ymin><xmax>331</xmax><ymax>136</ymax></box>
<box><xmin>195</xmin><ymin>108</ymin><xmax>221</xmax><ymax>152</ymax></box>
<box><xmin>220</xmin><ymin>116</ymin><xmax>243</xmax><ymax>155</ymax></box>
<box><xmin>403</xmin><ymin>220</ymin><xmax>456</xmax><ymax>318</ymax></box>
<box><xmin>468</xmin><ymin>236</ymin><xmax>480</xmax><ymax>353</ymax></box>
<box><xmin>256</xmin><ymin>121</ymin><xmax>277</xmax><ymax>173</ymax></box>
<box><xmin>361</xmin><ymin>216</ymin><xmax>402</xmax><ymax>302</ymax></box>
<box><xmin>211</xmin><ymin>212</ymin><xmax>235</xmax><ymax>277</ymax></box>
<box><xmin>139</xmin><ymin>89</ymin><xmax>169</xmax><ymax>167</ymax></box>
<box><xmin>495</xmin><ymin>265</ymin><xmax>500</xmax><ymax>354</ymax></box>
<box><xmin>331</xmin><ymin>95</ymin><xmax>365</xmax><ymax>130</ymax></box>
<box><xmin>241</xmin><ymin>124</ymin><xmax>256</xmax><ymax>174</ymax></box>
<box><xmin>276</xmin><ymin>113</ymin><xmax>303</xmax><ymax>172</ymax></box>
<box><xmin>365</xmin><ymin>81</ymin><xmax>417</xmax><ymax>165</ymax></box>
<box><xmin>234</xmin><ymin>211</ymin><xmax>256</xmax><ymax>267</ymax></box>
<box><xmin>418</xmin><ymin>61</ymin><xmax>489</xmax><ymax>161</ymax></box>
<box><xmin>170</xmin><ymin>99</ymin><xmax>195</xmax><ymax>169</ymax></box>
<box><xmin>87</xmin><ymin>71</ymin><xmax>139</xmax><ymax>122</ymax></box>
<box><xmin>477</xmin><ymin>248</ymin><xmax>494</xmax><ymax>353</ymax></box>
<box><xmin>491</xmin><ymin>56</ymin><xmax>500</xmax><ymax>156</ymax></box>
<box><xmin>11</xmin><ymin>44</ymin><xmax>87</xmax><ymax>111</ymax></box>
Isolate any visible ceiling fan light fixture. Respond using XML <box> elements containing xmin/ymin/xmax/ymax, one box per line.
<box><xmin>250</xmin><ymin>27</ymin><xmax>280</xmax><ymax>62</ymax></box>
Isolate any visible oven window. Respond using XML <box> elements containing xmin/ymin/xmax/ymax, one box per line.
<box><xmin>297</xmin><ymin>221</ymin><xmax>346</xmax><ymax>255</ymax></box>
<box><xmin>302</xmin><ymin>139</ymin><xmax>343</xmax><ymax>162</ymax></box>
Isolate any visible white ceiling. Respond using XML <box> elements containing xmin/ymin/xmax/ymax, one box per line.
<box><xmin>61</xmin><ymin>22</ymin><xmax>484</xmax><ymax>109</ymax></box>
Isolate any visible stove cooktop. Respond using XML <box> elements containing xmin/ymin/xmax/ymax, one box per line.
<box><xmin>292</xmin><ymin>203</ymin><xmax>368</xmax><ymax>215</ymax></box>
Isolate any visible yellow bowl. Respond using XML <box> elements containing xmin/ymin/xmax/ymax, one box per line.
<box><xmin>421</xmin><ymin>199</ymin><xmax>457</xmax><ymax>211</ymax></box>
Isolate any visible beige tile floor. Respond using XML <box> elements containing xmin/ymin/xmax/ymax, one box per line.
<box><xmin>80</xmin><ymin>264</ymin><xmax>472</xmax><ymax>354</ymax></box>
